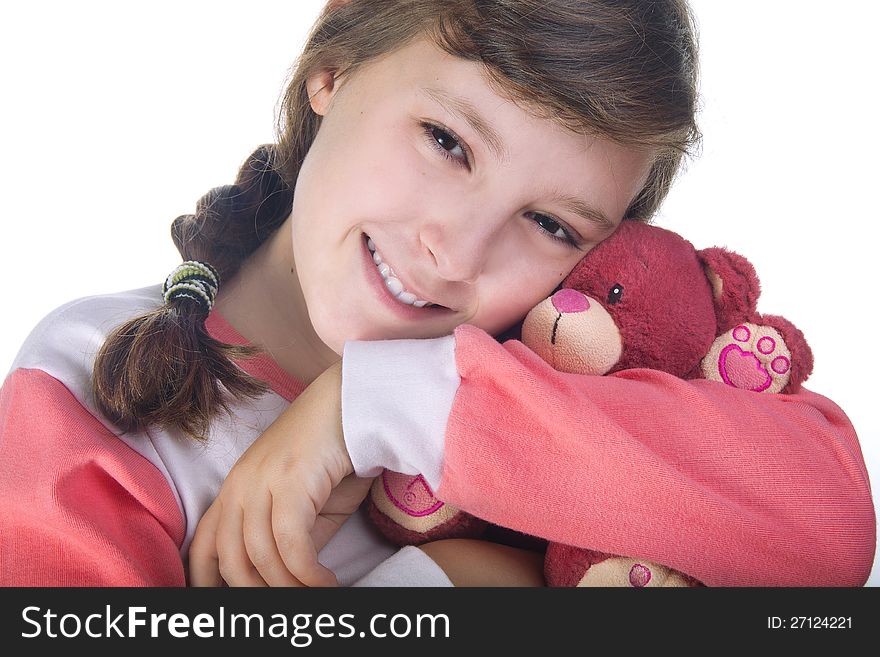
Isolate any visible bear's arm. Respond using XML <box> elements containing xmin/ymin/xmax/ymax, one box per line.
<box><xmin>342</xmin><ymin>325</ymin><xmax>875</xmax><ymax>586</ymax></box>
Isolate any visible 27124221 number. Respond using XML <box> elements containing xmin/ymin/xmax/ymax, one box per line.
<box><xmin>768</xmin><ymin>617</ymin><xmax>852</xmax><ymax>629</ymax></box>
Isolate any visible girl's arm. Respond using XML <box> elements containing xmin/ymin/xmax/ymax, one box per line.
<box><xmin>342</xmin><ymin>325</ymin><xmax>876</xmax><ymax>586</ymax></box>
<box><xmin>418</xmin><ymin>539</ymin><xmax>545</xmax><ymax>587</ymax></box>
<box><xmin>0</xmin><ymin>368</ymin><xmax>186</xmax><ymax>585</ymax></box>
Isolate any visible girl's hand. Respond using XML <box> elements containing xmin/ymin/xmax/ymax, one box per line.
<box><xmin>188</xmin><ymin>360</ymin><xmax>374</xmax><ymax>587</ymax></box>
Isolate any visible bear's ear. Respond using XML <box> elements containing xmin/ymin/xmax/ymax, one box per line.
<box><xmin>697</xmin><ymin>247</ymin><xmax>761</xmax><ymax>333</ymax></box>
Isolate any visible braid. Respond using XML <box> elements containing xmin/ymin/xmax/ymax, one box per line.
<box><xmin>93</xmin><ymin>145</ymin><xmax>293</xmax><ymax>440</ymax></box>
<box><xmin>171</xmin><ymin>144</ymin><xmax>294</xmax><ymax>279</ymax></box>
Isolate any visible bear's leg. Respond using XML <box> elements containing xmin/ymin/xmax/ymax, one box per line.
<box><xmin>367</xmin><ymin>470</ymin><xmax>487</xmax><ymax>546</ymax></box>
<box><xmin>544</xmin><ymin>543</ymin><xmax>701</xmax><ymax>587</ymax></box>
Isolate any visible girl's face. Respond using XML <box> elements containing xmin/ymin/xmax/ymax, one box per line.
<box><xmin>291</xmin><ymin>37</ymin><xmax>652</xmax><ymax>353</ymax></box>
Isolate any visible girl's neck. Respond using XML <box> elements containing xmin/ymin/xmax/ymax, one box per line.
<box><xmin>212</xmin><ymin>218</ymin><xmax>340</xmax><ymax>386</ymax></box>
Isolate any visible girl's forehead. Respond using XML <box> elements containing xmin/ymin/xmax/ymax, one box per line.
<box><xmin>347</xmin><ymin>37</ymin><xmax>492</xmax><ymax>96</ymax></box>
<box><xmin>345</xmin><ymin>38</ymin><xmax>584</xmax><ymax>146</ymax></box>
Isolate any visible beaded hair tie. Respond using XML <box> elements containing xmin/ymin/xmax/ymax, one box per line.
<box><xmin>162</xmin><ymin>260</ymin><xmax>220</xmax><ymax>312</ymax></box>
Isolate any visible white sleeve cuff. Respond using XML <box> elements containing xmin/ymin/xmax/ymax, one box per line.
<box><xmin>341</xmin><ymin>335</ymin><xmax>459</xmax><ymax>491</ymax></box>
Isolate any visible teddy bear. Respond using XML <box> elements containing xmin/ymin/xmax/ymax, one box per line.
<box><xmin>366</xmin><ymin>220</ymin><xmax>813</xmax><ymax>587</ymax></box>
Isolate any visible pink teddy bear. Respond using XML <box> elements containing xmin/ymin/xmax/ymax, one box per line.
<box><xmin>367</xmin><ymin>221</ymin><xmax>813</xmax><ymax>587</ymax></box>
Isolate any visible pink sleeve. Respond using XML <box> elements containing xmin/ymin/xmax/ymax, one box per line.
<box><xmin>435</xmin><ymin>324</ymin><xmax>876</xmax><ymax>586</ymax></box>
<box><xmin>0</xmin><ymin>368</ymin><xmax>186</xmax><ymax>586</ymax></box>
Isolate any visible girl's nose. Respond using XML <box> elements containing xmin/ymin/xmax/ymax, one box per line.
<box><xmin>419</xmin><ymin>221</ymin><xmax>497</xmax><ymax>284</ymax></box>
<box><xmin>551</xmin><ymin>288</ymin><xmax>590</xmax><ymax>313</ymax></box>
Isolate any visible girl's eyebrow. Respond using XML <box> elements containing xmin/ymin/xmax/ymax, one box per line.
<box><xmin>551</xmin><ymin>193</ymin><xmax>616</xmax><ymax>232</ymax></box>
<box><xmin>421</xmin><ymin>87</ymin><xmax>509</xmax><ymax>162</ymax></box>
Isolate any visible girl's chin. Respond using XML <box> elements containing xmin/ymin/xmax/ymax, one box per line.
<box><xmin>340</xmin><ymin>323</ymin><xmax>448</xmax><ymax>344</ymax></box>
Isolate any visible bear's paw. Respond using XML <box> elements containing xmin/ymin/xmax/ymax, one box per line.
<box><xmin>701</xmin><ymin>323</ymin><xmax>792</xmax><ymax>394</ymax></box>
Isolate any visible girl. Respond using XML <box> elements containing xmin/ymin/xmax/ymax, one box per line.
<box><xmin>0</xmin><ymin>1</ymin><xmax>873</xmax><ymax>587</ymax></box>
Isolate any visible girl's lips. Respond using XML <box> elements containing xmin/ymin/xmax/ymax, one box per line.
<box><xmin>361</xmin><ymin>234</ymin><xmax>453</xmax><ymax>320</ymax></box>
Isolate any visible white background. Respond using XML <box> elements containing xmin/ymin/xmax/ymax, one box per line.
<box><xmin>1</xmin><ymin>1</ymin><xmax>877</xmax><ymax>585</ymax></box>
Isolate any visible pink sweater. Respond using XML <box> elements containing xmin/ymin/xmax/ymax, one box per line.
<box><xmin>341</xmin><ymin>324</ymin><xmax>876</xmax><ymax>586</ymax></box>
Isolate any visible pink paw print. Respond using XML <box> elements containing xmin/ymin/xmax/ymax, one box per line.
<box><xmin>628</xmin><ymin>563</ymin><xmax>653</xmax><ymax>587</ymax></box>
<box><xmin>381</xmin><ymin>471</ymin><xmax>445</xmax><ymax>517</ymax></box>
<box><xmin>701</xmin><ymin>322</ymin><xmax>792</xmax><ymax>394</ymax></box>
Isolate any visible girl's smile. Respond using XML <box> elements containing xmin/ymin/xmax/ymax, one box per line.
<box><xmin>361</xmin><ymin>232</ymin><xmax>456</xmax><ymax>319</ymax></box>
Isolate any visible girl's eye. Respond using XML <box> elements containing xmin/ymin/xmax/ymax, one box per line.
<box><xmin>422</xmin><ymin>122</ymin><xmax>470</xmax><ymax>167</ymax></box>
<box><xmin>529</xmin><ymin>212</ymin><xmax>582</xmax><ymax>250</ymax></box>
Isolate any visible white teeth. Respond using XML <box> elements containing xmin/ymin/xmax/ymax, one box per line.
<box><xmin>366</xmin><ymin>236</ymin><xmax>437</xmax><ymax>308</ymax></box>
<box><xmin>385</xmin><ymin>276</ymin><xmax>404</xmax><ymax>296</ymax></box>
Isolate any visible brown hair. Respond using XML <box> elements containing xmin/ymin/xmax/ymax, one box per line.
<box><xmin>94</xmin><ymin>0</ymin><xmax>701</xmax><ymax>439</ymax></box>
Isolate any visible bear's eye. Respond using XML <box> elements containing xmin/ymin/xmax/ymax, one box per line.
<box><xmin>607</xmin><ymin>283</ymin><xmax>624</xmax><ymax>305</ymax></box>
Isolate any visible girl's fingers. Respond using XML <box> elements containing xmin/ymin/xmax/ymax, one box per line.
<box><xmin>215</xmin><ymin>501</ymin><xmax>268</xmax><ymax>587</ymax></box>
<box><xmin>188</xmin><ymin>501</ymin><xmax>224</xmax><ymax>587</ymax></box>
<box><xmin>242</xmin><ymin>490</ymin><xmax>306</xmax><ymax>587</ymax></box>
<box><xmin>311</xmin><ymin>514</ymin><xmax>350</xmax><ymax>552</ymax></box>
<box><xmin>272</xmin><ymin>490</ymin><xmax>339</xmax><ymax>587</ymax></box>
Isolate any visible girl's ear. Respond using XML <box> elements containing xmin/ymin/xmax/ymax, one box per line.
<box><xmin>697</xmin><ymin>247</ymin><xmax>761</xmax><ymax>333</ymax></box>
<box><xmin>306</xmin><ymin>69</ymin><xmax>343</xmax><ymax>116</ymax></box>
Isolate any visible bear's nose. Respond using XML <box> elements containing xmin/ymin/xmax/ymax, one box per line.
<box><xmin>551</xmin><ymin>288</ymin><xmax>590</xmax><ymax>313</ymax></box>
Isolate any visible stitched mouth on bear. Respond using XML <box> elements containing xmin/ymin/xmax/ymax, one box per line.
<box><xmin>551</xmin><ymin>313</ymin><xmax>562</xmax><ymax>345</ymax></box>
